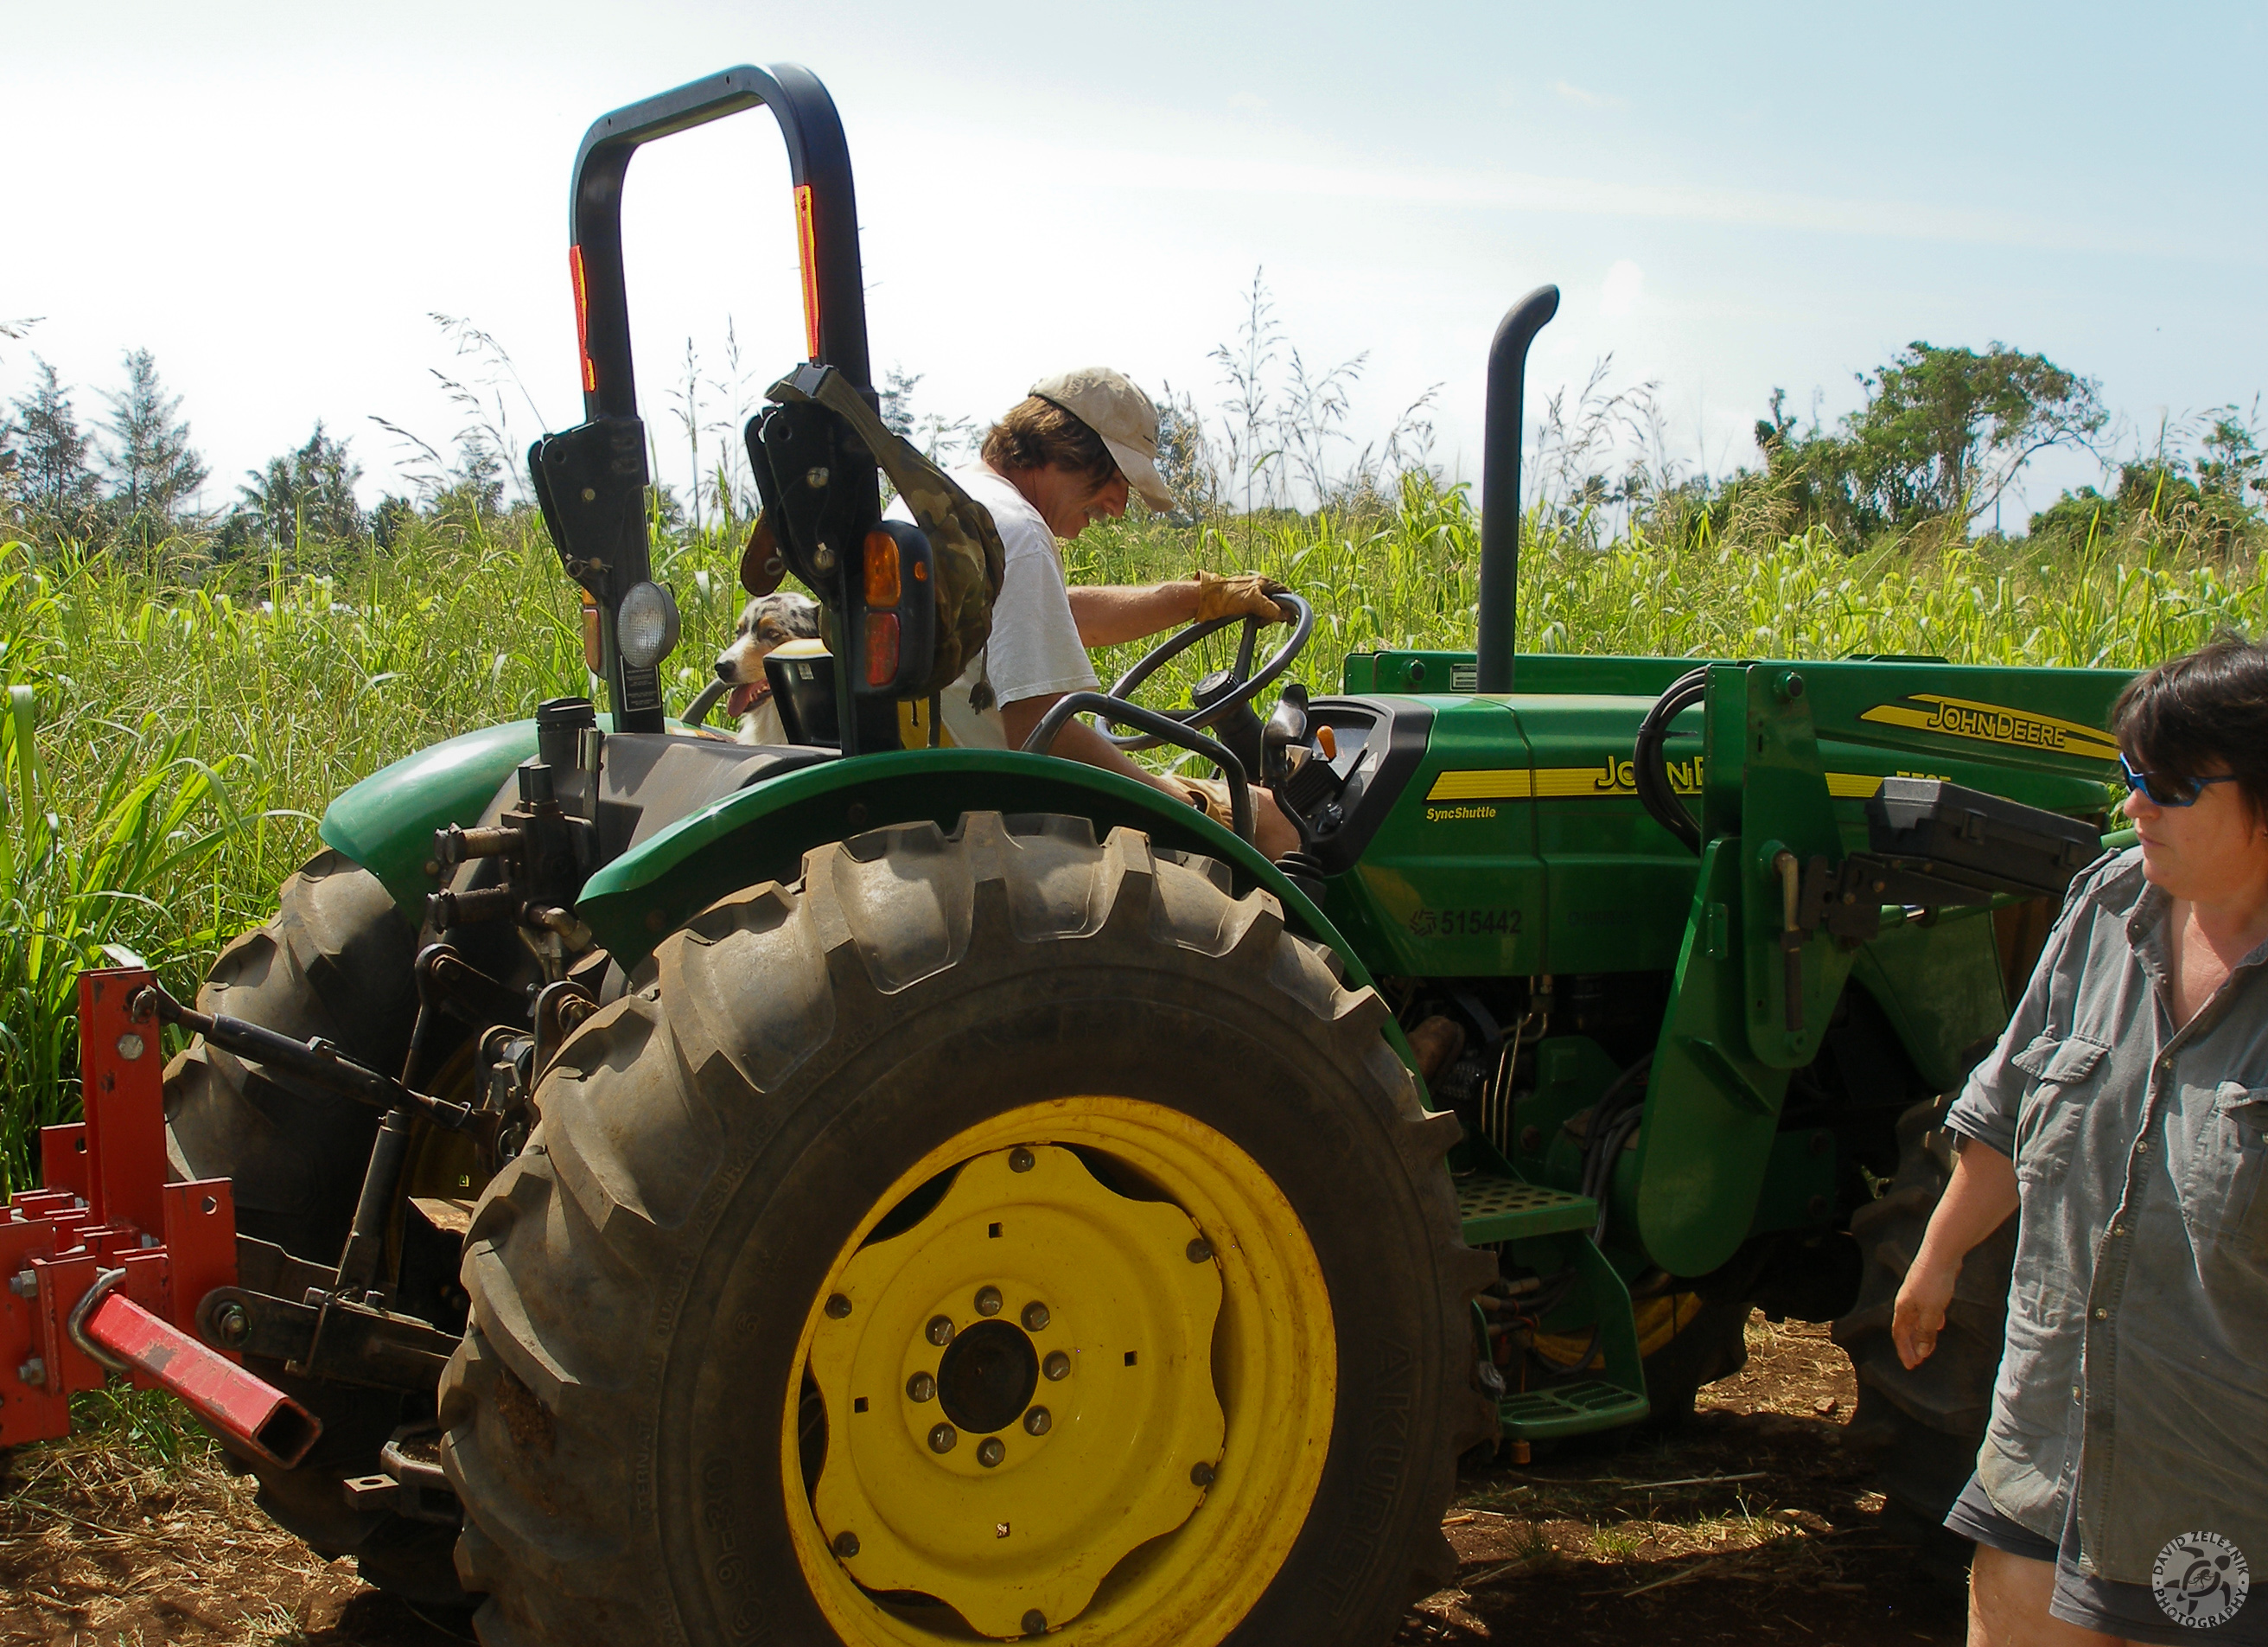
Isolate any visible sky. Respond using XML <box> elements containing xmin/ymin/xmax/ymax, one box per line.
<box><xmin>7</xmin><ymin>0</ymin><xmax>2263</xmax><ymax>527</ymax></box>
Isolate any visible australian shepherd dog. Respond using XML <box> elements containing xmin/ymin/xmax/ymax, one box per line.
<box><xmin>712</xmin><ymin>590</ymin><xmax>820</xmax><ymax>744</ymax></box>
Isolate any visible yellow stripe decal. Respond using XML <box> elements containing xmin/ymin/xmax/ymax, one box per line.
<box><xmin>1859</xmin><ymin>694</ymin><xmax>2118</xmax><ymax>763</ymax></box>
<box><xmin>1426</xmin><ymin>769</ymin><xmax>1532</xmax><ymax>801</ymax></box>
<box><xmin>1427</xmin><ymin>766</ymin><xmax>1894</xmax><ymax>804</ymax></box>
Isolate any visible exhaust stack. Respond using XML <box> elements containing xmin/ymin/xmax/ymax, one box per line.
<box><xmin>1475</xmin><ymin>285</ymin><xmax>1559</xmax><ymax>694</ymax></box>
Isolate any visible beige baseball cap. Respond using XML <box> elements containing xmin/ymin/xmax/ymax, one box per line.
<box><xmin>1029</xmin><ymin>367</ymin><xmax>1176</xmax><ymax>514</ymax></box>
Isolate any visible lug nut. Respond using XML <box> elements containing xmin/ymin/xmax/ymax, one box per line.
<box><xmin>213</xmin><ymin>1301</ymin><xmax>250</xmax><ymax>1347</ymax></box>
<box><xmin>975</xmin><ymin>1286</ymin><xmax>1003</xmax><ymax>1317</ymax></box>
<box><xmin>1187</xmin><ymin>1237</ymin><xmax>1213</xmax><ymax>1264</ymax></box>
<box><xmin>1190</xmin><ymin>1461</ymin><xmax>1216</xmax><ymax>1487</ymax></box>
<box><xmin>7</xmin><ymin>1271</ymin><xmax>35</xmax><ymax>1299</ymax></box>
<box><xmin>926</xmin><ymin>1315</ymin><xmax>955</xmax><ymax>1346</ymax></box>
<box><xmin>928</xmin><ymin>1423</ymin><xmax>958</xmax><ymax>1453</ymax></box>
<box><xmin>1042</xmin><ymin>1350</ymin><xmax>1071</xmax><ymax>1382</ymax></box>
<box><xmin>1009</xmin><ymin>1147</ymin><xmax>1035</xmax><ymax>1172</ymax></box>
<box><xmin>831</xmin><ymin>1530</ymin><xmax>860</xmax><ymax>1558</ymax></box>
<box><xmin>825</xmin><ymin>1293</ymin><xmax>852</xmax><ymax>1319</ymax></box>
<box><xmin>977</xmin><ymin>1437</ymin><xmax>1006</xmax><ymax>1468</ymax></box>
<box><xmin>1021</xmin><ymin>1300</ymin><xmax>1050</xmax><ymax>1332</ymax></box>
<box><xmin>1023</xmin><ymin>1406</ymin><xmax>1051</xmax><ymax>1436</ymax></box>
<box><xmin>907</xmin><ymin>1371</ymin><xmax>937</xmax><ymax>1403</ymax></box>
<box><xmin>18</xmin><ymin>1357</ymin><xmax>46</xmax><ymax>1388</ymax></box>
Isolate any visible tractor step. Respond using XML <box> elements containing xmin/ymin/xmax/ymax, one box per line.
<box><xmin>1456</xmin><ymin>1172</ymin><xmax>1596</xmax><ymax>1245</ymax></box>
<box><xmin>1497</xmin><ymin>1379</ymin><xmax>1652</xmax><ymax>1440</ymax></box>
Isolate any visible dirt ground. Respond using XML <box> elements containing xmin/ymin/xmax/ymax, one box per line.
<box><xmin>1</xmin><ymin>1315</ymin><xmax>1967</xmax><ymax>1646</ymax></box>
<box><xmin>1399</xmin><ymin>1314</ymin><xmax>1969</xmax><ymax>1646</ymax></box>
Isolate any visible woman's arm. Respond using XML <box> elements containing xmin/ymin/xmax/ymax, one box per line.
<box><xmin>1892</xmin><ymin>1137</ymin><xmax>2020</xmax><ymax>1369</ymax></box>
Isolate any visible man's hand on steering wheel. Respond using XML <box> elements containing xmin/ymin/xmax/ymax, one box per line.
<box><xmin>1195</xmin><ymin>569</ymin><xmax>1296</xmax><ymax>624</ymax></box>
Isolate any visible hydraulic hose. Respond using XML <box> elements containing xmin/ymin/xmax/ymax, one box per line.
<box><xmin>1634</xmin><ymin>667</ymin><xmax>1711</xmax><ymax>855</ymax></box>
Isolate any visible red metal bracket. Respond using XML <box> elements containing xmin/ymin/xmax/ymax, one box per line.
<box><xmin>3</xmin><ymin>968</ymin><xmax>321</xmax><ymax>1463</ymax></box>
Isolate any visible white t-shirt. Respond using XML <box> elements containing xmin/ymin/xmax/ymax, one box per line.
<box><xmin>888</xmin><ymin>466</ymin><xmax>1095</xmax><ymax>750</ymax></box>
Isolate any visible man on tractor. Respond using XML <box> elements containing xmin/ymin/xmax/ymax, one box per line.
<box><xmin>895</xmin><ymin>367</ymin><xmax>1305</xmax><ymax>858</ymax></box>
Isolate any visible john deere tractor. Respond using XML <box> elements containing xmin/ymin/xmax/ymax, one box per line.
<box><xmin>134</xmin><ymin>62</ymin><xmax>2126</xmax><ymax>1647</ymax></box>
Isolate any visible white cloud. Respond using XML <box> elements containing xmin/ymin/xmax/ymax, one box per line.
<box><xmin>1551</xmin><ymin>80</ymin><xmax>1629</xmax><ymax>112</ymax></box>
<box><xmin>1601</xmin><ymin>259</ymin><xmax>1645</xmax><ymax>317</ymax></box>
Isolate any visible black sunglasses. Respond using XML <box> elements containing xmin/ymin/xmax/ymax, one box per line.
<box><xmin>2119</xmin><ymin>751</ymin><xmax>2239</xmax><ymax>809</ymax></box>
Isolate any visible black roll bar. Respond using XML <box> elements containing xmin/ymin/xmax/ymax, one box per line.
<box><xmin>569</xmin><ymin>62</ymin><xmax>873</xmax><ymax>413</ymax></box>
<box><xmin>549</xmin><ymin>64</ymin><xmax>876</xmax><ymax>733</ymax></box>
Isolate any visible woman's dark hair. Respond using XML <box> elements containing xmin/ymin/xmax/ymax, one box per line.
<box><xmin>980</xmin><ymin>395</ymin><xmax>1119</xmax><ymax>488</ymax></box>
<box><xmin>2112</xmin><ymin>630</ymin><xmax>2268</xmax><ymax>819</ymax></box>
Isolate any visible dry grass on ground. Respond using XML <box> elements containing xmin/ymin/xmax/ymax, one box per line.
<box><xmin>0</xmin><ymin>1433</ymin><xmax>462</xmax><ymax>1646</ymax></box>
<box><xmin>1</xmin><ymin>1317</ymin><xmax>1965</xmax><ymax>1646</ymax></box>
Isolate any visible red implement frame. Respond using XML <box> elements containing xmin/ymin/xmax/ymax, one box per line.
<box><xmin>1</xmin><ymin>969</ymin><xmax>320</xmax><ymax>1465</ymax></box>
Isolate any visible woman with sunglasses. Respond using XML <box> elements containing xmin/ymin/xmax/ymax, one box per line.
<box><xmin>1889</xmin><ymin>632</ymin><xmax>2268</xmax><ymax>1645</ymax></box>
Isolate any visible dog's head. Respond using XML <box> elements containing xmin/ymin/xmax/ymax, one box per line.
<box><xmin>714</xmin><ymin>590</ymin><xmax>821</xmax><ymax>718</ymax></box>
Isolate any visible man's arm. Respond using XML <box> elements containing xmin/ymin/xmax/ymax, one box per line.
<box><xmin>1067</xmin><ymin>583</ymin><xmax>1200</xmax><ymax>648</ymax></box>
<box><xmin>999</xmin><ymin>691</ymin><xmax>1196</xmax><ymax>806</ymax></box>
<box><xmin>1067</xmin><ymin>572</ymin><xmax>1293</xmax><ymax>648</ymax></box>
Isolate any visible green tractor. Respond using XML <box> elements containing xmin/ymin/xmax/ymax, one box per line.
<box><xmin>152</xmin><ymin>62</ymin><xmax>2127</xmax><ymax>1646</ymax></box>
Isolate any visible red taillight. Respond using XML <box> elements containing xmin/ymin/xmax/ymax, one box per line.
<box><xmin>863</xmin><ymin>530</ymin><xmax>901</xmax><ymax>607</ymax></box>
<box><xmin>793</xmin><ymin>185</ymin><xmax>822</xmax><ymax>361</ymax></box>
<box><xmin>569</xmin><ymin>245</ymin><xmax>596</xmax><ymax>393</ymax></box>
<box><xmin>864</xmin><ymin>613</ymin><xmax>901</xmax><ymax>688</ymax></box>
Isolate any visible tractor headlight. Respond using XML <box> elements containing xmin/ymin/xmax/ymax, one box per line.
<box><xmin>616</xmin><ymin>581</ymin><xmax>680</xmax><ymax>669</ymax></box>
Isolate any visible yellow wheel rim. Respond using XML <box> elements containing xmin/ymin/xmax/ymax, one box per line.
<box><xmin>783</xmin><ymin>1098</ymin><xmax>1335</xmax><ymax>1644</ymax></box>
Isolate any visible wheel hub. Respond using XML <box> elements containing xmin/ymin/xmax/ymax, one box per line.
<box><xmin>807</xmin><ymin>1142</ymin><xmax>1226</xmax><ymax>1638</ymax></box>
<box><xmin>936</xmin><ymin>1319</ymin><xmax>1039</xmax><ymax>1438</ymax></box>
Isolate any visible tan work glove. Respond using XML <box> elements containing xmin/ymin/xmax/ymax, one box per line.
<box><xmin>1176</xmin><ymin>776</ymin><xmax>1238</xmax><ymax>829</ymax></box>
<box><xmin>1195</xmin><ymin>569</ymin><xmax>1294</xmax><ymax>624</ymax></box>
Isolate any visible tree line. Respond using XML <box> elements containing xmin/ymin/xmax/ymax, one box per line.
<box><xmin>4</xmin><ymin>316</ymin><xmax>2262</xmax><ymax>565</ymax></box>
<box><xmin>0</xmin><ymin>329</ymin><xmax>502</xmax><ymax>560</ymax></box>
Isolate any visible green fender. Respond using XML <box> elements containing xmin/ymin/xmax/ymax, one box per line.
<box><xmin>577</xmin><ymin>747</ymin><xmax>1378</xmax><ymax>987</ymax></box>
<box><xmin>319</xmin><ymin>719</ymin><xmax>539</xmax><ymax>923</ymax></box>
<box><xmin>314</xmin><ymin>733</ymin><xmax>1415</xmax><ymax>1074</ymax></box>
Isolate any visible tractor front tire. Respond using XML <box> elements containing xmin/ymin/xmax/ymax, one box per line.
<box><xmin>1831</xmin><ymin>1096</ymin><xmax>2014</xmax><ymax>1531</ymax></box>
<box><xmin>442</xmin><ymin>814</ymin><xmax>1494</xmax><ymax>1647</ymax></box>
<box><xmin>162</xmin><ymin>849</ymin><xmax>468</xmax><ymax>1608</ymax></box>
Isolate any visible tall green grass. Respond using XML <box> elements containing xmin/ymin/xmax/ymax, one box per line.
<box><xmin>3</xmin><ymin>482</ymin><xmax>2263</xmax><ymax>1191</ymax></box>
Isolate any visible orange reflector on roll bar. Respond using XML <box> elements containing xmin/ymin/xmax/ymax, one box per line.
<box><xmin>793</xmin><ymin>186</ymin><xmax>822</xmax><ymax>361</ymax></box>
<box><xmin>864</xmin><ymin>612</ymin><xmax>901</xmax><ymax>688</ymax></box>
<box><xmin>863</xmin><ymin>530</ymin><xmax>901</xmax><ymax>608</ymax></box>
<box><xmin>569</xmin><ymin>245</ymin><xmax>596</xmax><ymax>393</ymax></box>
<box><xmin>581</xmin><ymin>597</ymin><xmax>602</xmax><ymax>672</ymax></box>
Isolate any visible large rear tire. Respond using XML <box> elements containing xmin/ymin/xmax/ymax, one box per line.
<box><xmin>442</xmin><ymin>814</ymin><xmax>1495</xmax><ymax>1646</ymax></box>
<box><xmin>162</xmin><ymin>849</ymin><xmax>469</xmax><ymax>1607</ymax></box>
<box><xmin>1831</xmin><ymin>1095</ymin><xmax>2014</xmax><ymax>1529</ymax></box>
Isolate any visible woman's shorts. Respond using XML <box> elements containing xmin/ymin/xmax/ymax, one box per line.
<box><xmin>1946</xmin><ymin>1477</ymin><xmax>2264</xmax><ymax>1645</ymax></box>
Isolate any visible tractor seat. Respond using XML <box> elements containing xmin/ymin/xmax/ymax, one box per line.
<box><xmin>765</xmin><ymin>635</ymin><xmax>945</xmax><ymax>750</ymax></box>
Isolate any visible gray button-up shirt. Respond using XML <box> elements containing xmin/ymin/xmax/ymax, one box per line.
<box><xmin>1945</xmin><ymin>847</ymin><xmax>2268</xmax><ymax>1584</ymax></box>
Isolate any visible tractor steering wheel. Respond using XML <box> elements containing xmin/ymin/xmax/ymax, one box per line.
<box><xmin>1096</xmin><ymin>591</ymin><xmax>1315</xmax><ymax>751</ymax></box>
